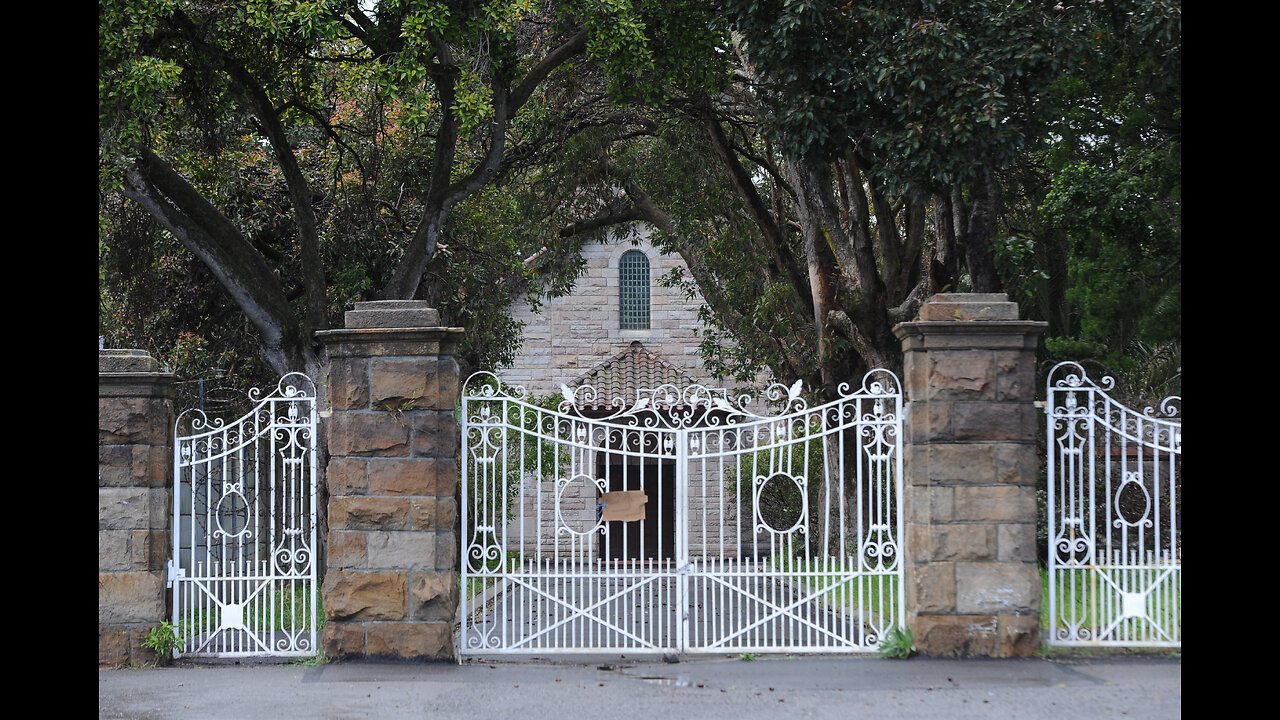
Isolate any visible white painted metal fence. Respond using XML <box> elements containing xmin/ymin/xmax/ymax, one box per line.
<box><xmin>169</xmin><ymin>372</ymin><xmax>319</xmax><ymax>658</ymax></box>
<box><xmin>1045</xmin><ymin>362</ymin><xmax>1181</xmax><ymax>647</ymax></box>
<box><xmin>459</xmin><ymin>372</ymin><xmax>904</xmax><ymax>654</ymax></box>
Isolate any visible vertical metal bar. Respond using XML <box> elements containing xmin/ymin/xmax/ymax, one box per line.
<box><xmin>675</xmin><ymin>426</ymin><xmax>688</xmax><ymax>653</ymax></box>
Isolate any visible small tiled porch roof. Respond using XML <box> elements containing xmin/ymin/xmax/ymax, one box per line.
<box><xmin>569</xmin><ymin>341</ymin><xmax>692</xmax><ymax>410</ymax></box>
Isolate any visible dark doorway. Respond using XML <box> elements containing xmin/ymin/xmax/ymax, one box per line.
<box><xmin>599</xmin><ymin>457</ymin><xmax>675</xmax><ymax>561</ymax></box>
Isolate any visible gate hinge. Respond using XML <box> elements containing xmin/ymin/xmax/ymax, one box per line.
<box><xmin>166</xmin><ymin>560</ymin><xmax>185</xmax><ymax>588</ymax></box>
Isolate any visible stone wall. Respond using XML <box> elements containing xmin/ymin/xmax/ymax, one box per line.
<box><xmin>316</xmin><ymin>301</ymin><xmax>464</xmax><ymax>661</ymax></box>
<box><xmin>99</xmin><ymin>349</ymin><xmax>175</xmax><ymax>667</ymax></box>
<box><xmin>894</xmin><ymin>293</ymin><xmax>1045</xmax><ymax>657</ymax></box>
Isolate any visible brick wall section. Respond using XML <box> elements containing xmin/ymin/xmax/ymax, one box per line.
<box><xmin>316</xmin><ymin>301</ymin><xmax>464</xmax><ymax>661</ymax></box>
<box><xmin>893</xmin><ymin>294</ymin><xmax>1046</xmax><ymax>658</ymax></box>
<box><xmin>99</xmin><ymin>349</ymin><xmax>175</xmax><ymax>667</ymax></box>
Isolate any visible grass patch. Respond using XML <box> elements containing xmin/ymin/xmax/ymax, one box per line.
<box><xmin>771</xmin><ymin>556</ymin><xmax>900</xmax><ymax>616</ymax></box>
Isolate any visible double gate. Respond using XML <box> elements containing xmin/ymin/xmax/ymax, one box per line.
<box><xmin>168</xmin><ymin>373</ymin><xmax>319</xmax><ymax>658</ymax></box>
<box><xmin>1045</xmin><ymin>362</ymin><xmax>1181</xmax><ymax>647</ymax></box>
<box><xmin>459</xmin><ymin>371</ymin><xmax>904</xmax><ymax>654</ymax></box>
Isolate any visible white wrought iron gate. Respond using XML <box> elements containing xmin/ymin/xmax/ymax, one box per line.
<box><xmin>1045</xmin><ymin>362</ymin><xmax>1181</xmax><ymax>647</ymax></box>
<box><xmin>169</xmin><ymin>373</ymin><xmax>319</xmax><ymax>658</ymax></box>
<box><xmin>459</xmin><ymin>372</ymin><xmax>904</xmax><ymax>655</ymax></box>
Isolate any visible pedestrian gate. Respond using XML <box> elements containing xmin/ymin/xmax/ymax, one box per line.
<box><xmin>459</xmin><ymin>372</ymin><xmax>904</xmax><ymax>654</ymax></box>
<box><xmin>1045</xmin><ymin>362</ymin><xmax>1181</xmax><ymax>647</ymax></box>
<box><xmin>169</xmin><ymin>372</ymin><xmax>319</xmax><ymax>658</ymax></box>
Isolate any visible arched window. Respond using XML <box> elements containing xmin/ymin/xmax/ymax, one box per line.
<box><xmin>619</xmin><ymin>250</ymin><xmax>650</xmax><ymax>330</ymax></box>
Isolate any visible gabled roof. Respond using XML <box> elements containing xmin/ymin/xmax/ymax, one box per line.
<box><xmin>569</xmin><ymin>341</ymin><xmax>692</xmax><ymax>410</ymax></box>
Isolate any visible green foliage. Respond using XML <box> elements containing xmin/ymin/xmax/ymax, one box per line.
<box><xmin>877</xmin><ymin>626</ymin><xmax>914</xmax><ymax>660</ymax></box>
<box><xmin>142</xmin><ymin>621</ymin><xmax>185</xmax><ymax>661</ymax></box>
<box><xmin>99</xmin><ymin>1</ymin><xmax>723</xmax><ymax>377</ymax></box>
<box><xmin>738</xmin><ymin>652</ymin><xmax>756</xmax><ymax>661</ymax></box>
<box><xmin>725</xmin><ymin>0</ymin><xmax>1069</xmax><ymax>187</ymax></box>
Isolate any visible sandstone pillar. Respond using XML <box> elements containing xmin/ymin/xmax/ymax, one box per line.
<box><xmin>316</xmin><ymin>301</ymin><xmax>464</xmax><ymax>660</ymax></box>
<box><xmin>99</xmin><ymin>349</ymin><xmax>175</xmax><ymax>666</ymax></box>
<box><xmin>894</xmin><ymin>293</ymin><xmax>1046</xmax><ymax>657</ymax></box>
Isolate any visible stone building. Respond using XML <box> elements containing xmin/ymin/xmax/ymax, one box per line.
<box><xmin>499</xmin><ymin>234</ymin><xmax>715</xmax><ymax>397</ymax></box>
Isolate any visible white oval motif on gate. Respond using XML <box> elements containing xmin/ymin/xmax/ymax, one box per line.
<box><xmin>753</xmin><ymin>472</ymin><xmax>808</xmax><ymax>536</ymax></box>
<box><xmin>556</xmin><ymin>473</ymin><xmax>607</xmax><ymax>536</ymax></box>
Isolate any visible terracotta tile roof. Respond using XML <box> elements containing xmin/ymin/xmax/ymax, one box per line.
<box><xmin>569</xmin><ymin>341</ymin><xmax>692</xmax><ymax>409</ymax></box>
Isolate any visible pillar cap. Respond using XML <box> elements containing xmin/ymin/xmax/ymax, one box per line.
<box><xmin>918</xmin><ymin>293</ymin><xmax>1019</xmax><ymax>321</ymax></box>
<box><xmin>99</xmin><ymin>349</ymin><xmax>159</xmax><ymax>373</ymax></box>
<box><xmin>344</xmin><ymin>301</ymin><xmax>440</xmax><ymax>329</ymax></box>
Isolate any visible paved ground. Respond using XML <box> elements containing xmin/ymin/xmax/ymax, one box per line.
<box><xmin>99</xmin><ymin>653</ymin><xmax>1180</xmax><ymax>719</ymax></box>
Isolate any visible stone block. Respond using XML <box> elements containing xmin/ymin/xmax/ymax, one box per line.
<box><xmin>369</xmin><ymin>458</ymin><xmax>438</xmax><ymax>496</ymax></box>
<box><xmin>955</xmin><ymin>562</ymin><xmax>1040</xmax><ymax>614</ymax></box>
<box><xmin>997</xmin><ymin>523</ymin><xmax>1037</xmax><ymax>562</ymax></box>
<box><xmin>148</xmin><ymin>488</ymin><xmax>171</xmax><ymax>529</ymax></box>
<box><xmin>435</xmin><ymin>532</ymin><xmax>458</xmax><ymax>570</ymax></box>
<box><xmin>994</xmin><ymin>351</ymin><xmax>1037</xmax><ymax>402</ymax></box>
<box><xmin>902</xmin><ymin>352</ymin><xmax>929</xmax><ymax>400</ymax></box>
<box><xmin>99</xmin><ymin>625</ymin><xmax>131</xmax><ymax>667</ymax></box>
<box><xmin>411</xmin><ymin>498</ymin><xmax>436</xmax><ymax>531</ymax></box>
<box><xmin>437</xmin><ymin>497</ymin><xmax>458</xmax><ymax>530</ymax></box>
<box><xmin>328</xmin><ymin>413</ymin><xmax>410</xmax><ymax>457</ymax></box>
<box><xmin>370</xmin><ymin>358</ymin><xmax>434</xmax><ymax>410</ymax></box>
<box><xmin>436</xmin><ymin>356</ymin><xmax>460</xmax><ymax>408</ymax></box>
<box><xmin>919</xmin><ymin>402</ymin><xmax>952</xmax><ymax>442</ymax></box>
<box><xmin>952</xmin><ymin>403</ymin><xmax>1035</xmax><ymax>442</ymax></box>
<box><xmin>999</xmin><ymin>613</ymin><xmax>1041</xmax><ymax>657</ymax></box>
<box><xmin>409</xmin><ymin>412</ymin><xmax>458</xmax><ymax>458</ymax></box>
<box><xmin>903</xmin><ymin>443</ymin><xmax>931</xmax><ymax>487</ymax></box>
<box><xmin>366</xmin><ymin>622</ymin><xmax>453</xmax><ymax>661</ymax></box>
<box><xmin>143</xmin><ymin>445</ymin><xmax>171</xmax><ymax>486</ymax></box>
<box><xmin>325</xmin><ymin>358</ymin><xmax>370</xmax><ymax>411</ymax></box>
<box><xmin>98</xmin><ymin>445</ymin><xmax>167</xmax><ymax>487</ymax></box>
<box><xmin>926</xmin><ymin>352</ymin><xmax>994</xmax><ymax>401</ymax></box>
<box><xmin>906</xmin><ymin>524</ymin><xmax>931</xmax><ymax>563</ymax></box>
<box><xmin>995</xmin><ymin>444</ymin><xmax>1039</xmax><ymax>485</ymax></box>
<box><xmin>410</xmin><ymin>572</ymin><xmax>460</xmax><ymax>622</ymax></box>
<box><xmin>918</xmin><ymin>294</ymin><xmax>1018</xmax><ymax>321</ymax></box>
<box><xmin>907</xmin><ymin>563</ymin><xmax>955</xmax><ymax>613</ymax></box>
<box><xmin>954</xmin><ymin>485</ymin><xmax>1036</xmax><ymax>523</ymax></box>
<box><xmin>97</xmin><ymin>447</ymin><xmax>134</xmax><ymax>488</ymax></box>
<box><xmin>99</xmin><ymin>572</ymin><xmax>164</xmax><ymax>623</ymax></box>
<box><xmin>366</xmin><ymin>531</ymin><xmax>436</xmax><ymax>569</ymax></box>
<box><xmin>922</xmin><ymin>524</ymin><xmax>996</xmax><ymax>562</ymax></box>
<box><xmin>100</xmin><ymin>349</ymin><xmax>160</xmax><ymax>373</ymax></box>
<box><xmin>327</xmin><ymin>457</ymin><xmax>369</xmax><ymax>496</ymax></box>
<box><xmin>323</xmin><ymin>570</ymin><xmax>408</xmax><ymax>621</ymax></box>
<box><xmin>323</xmin><ymin>622</ymin><xmax>367</xmax><ymax>658</ymax></box>
<box><xmin>344</xmin><ymin>300</ymin><xmax>440</xmax><ymax>329</ymax></box>
<box><xmin>99</xmin><ymin>397</ymin><xmax>170</xmax><ymax>445</ymax></box>
<box><xmin>926</xmin><ymin>444</ymin><xmax>995</xmax><ymax>485</ymax></box>
<box><xmin>329</xmin><ymin>497</ymin><xmax>412</xmax><ymax>531</ymax></box>
<box><xmin>911</xmin><ymin>614</ymin><xmax>999</xmax><ymax>658</ymax></box>
<box><xmin>99</xmin><ymin>488</ymin><xmax>150</xmax><ymax>530</ymax></box>
<box><xmin>99</xmin><ymin>531</ymin><xmax>131</xmax><ymax>572</ymax></box>
<box><xmin>905</xmin><ymin>485</ymin><xmax>953</xmax><ymax>524</ymax></box>
<box><xmin>147</xmin><ymin>530</ymin><xmax>169</xmax><ymax>570</ymax></box>
<box><xmin>130</xmin><ymin>529</ymin><xmax>154</xmax><ymax>570</ymax></box>
<box><xmin>327</xmin><ymin>531</ymin><xmax>368</xmax><ymax>569</ymax></box>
